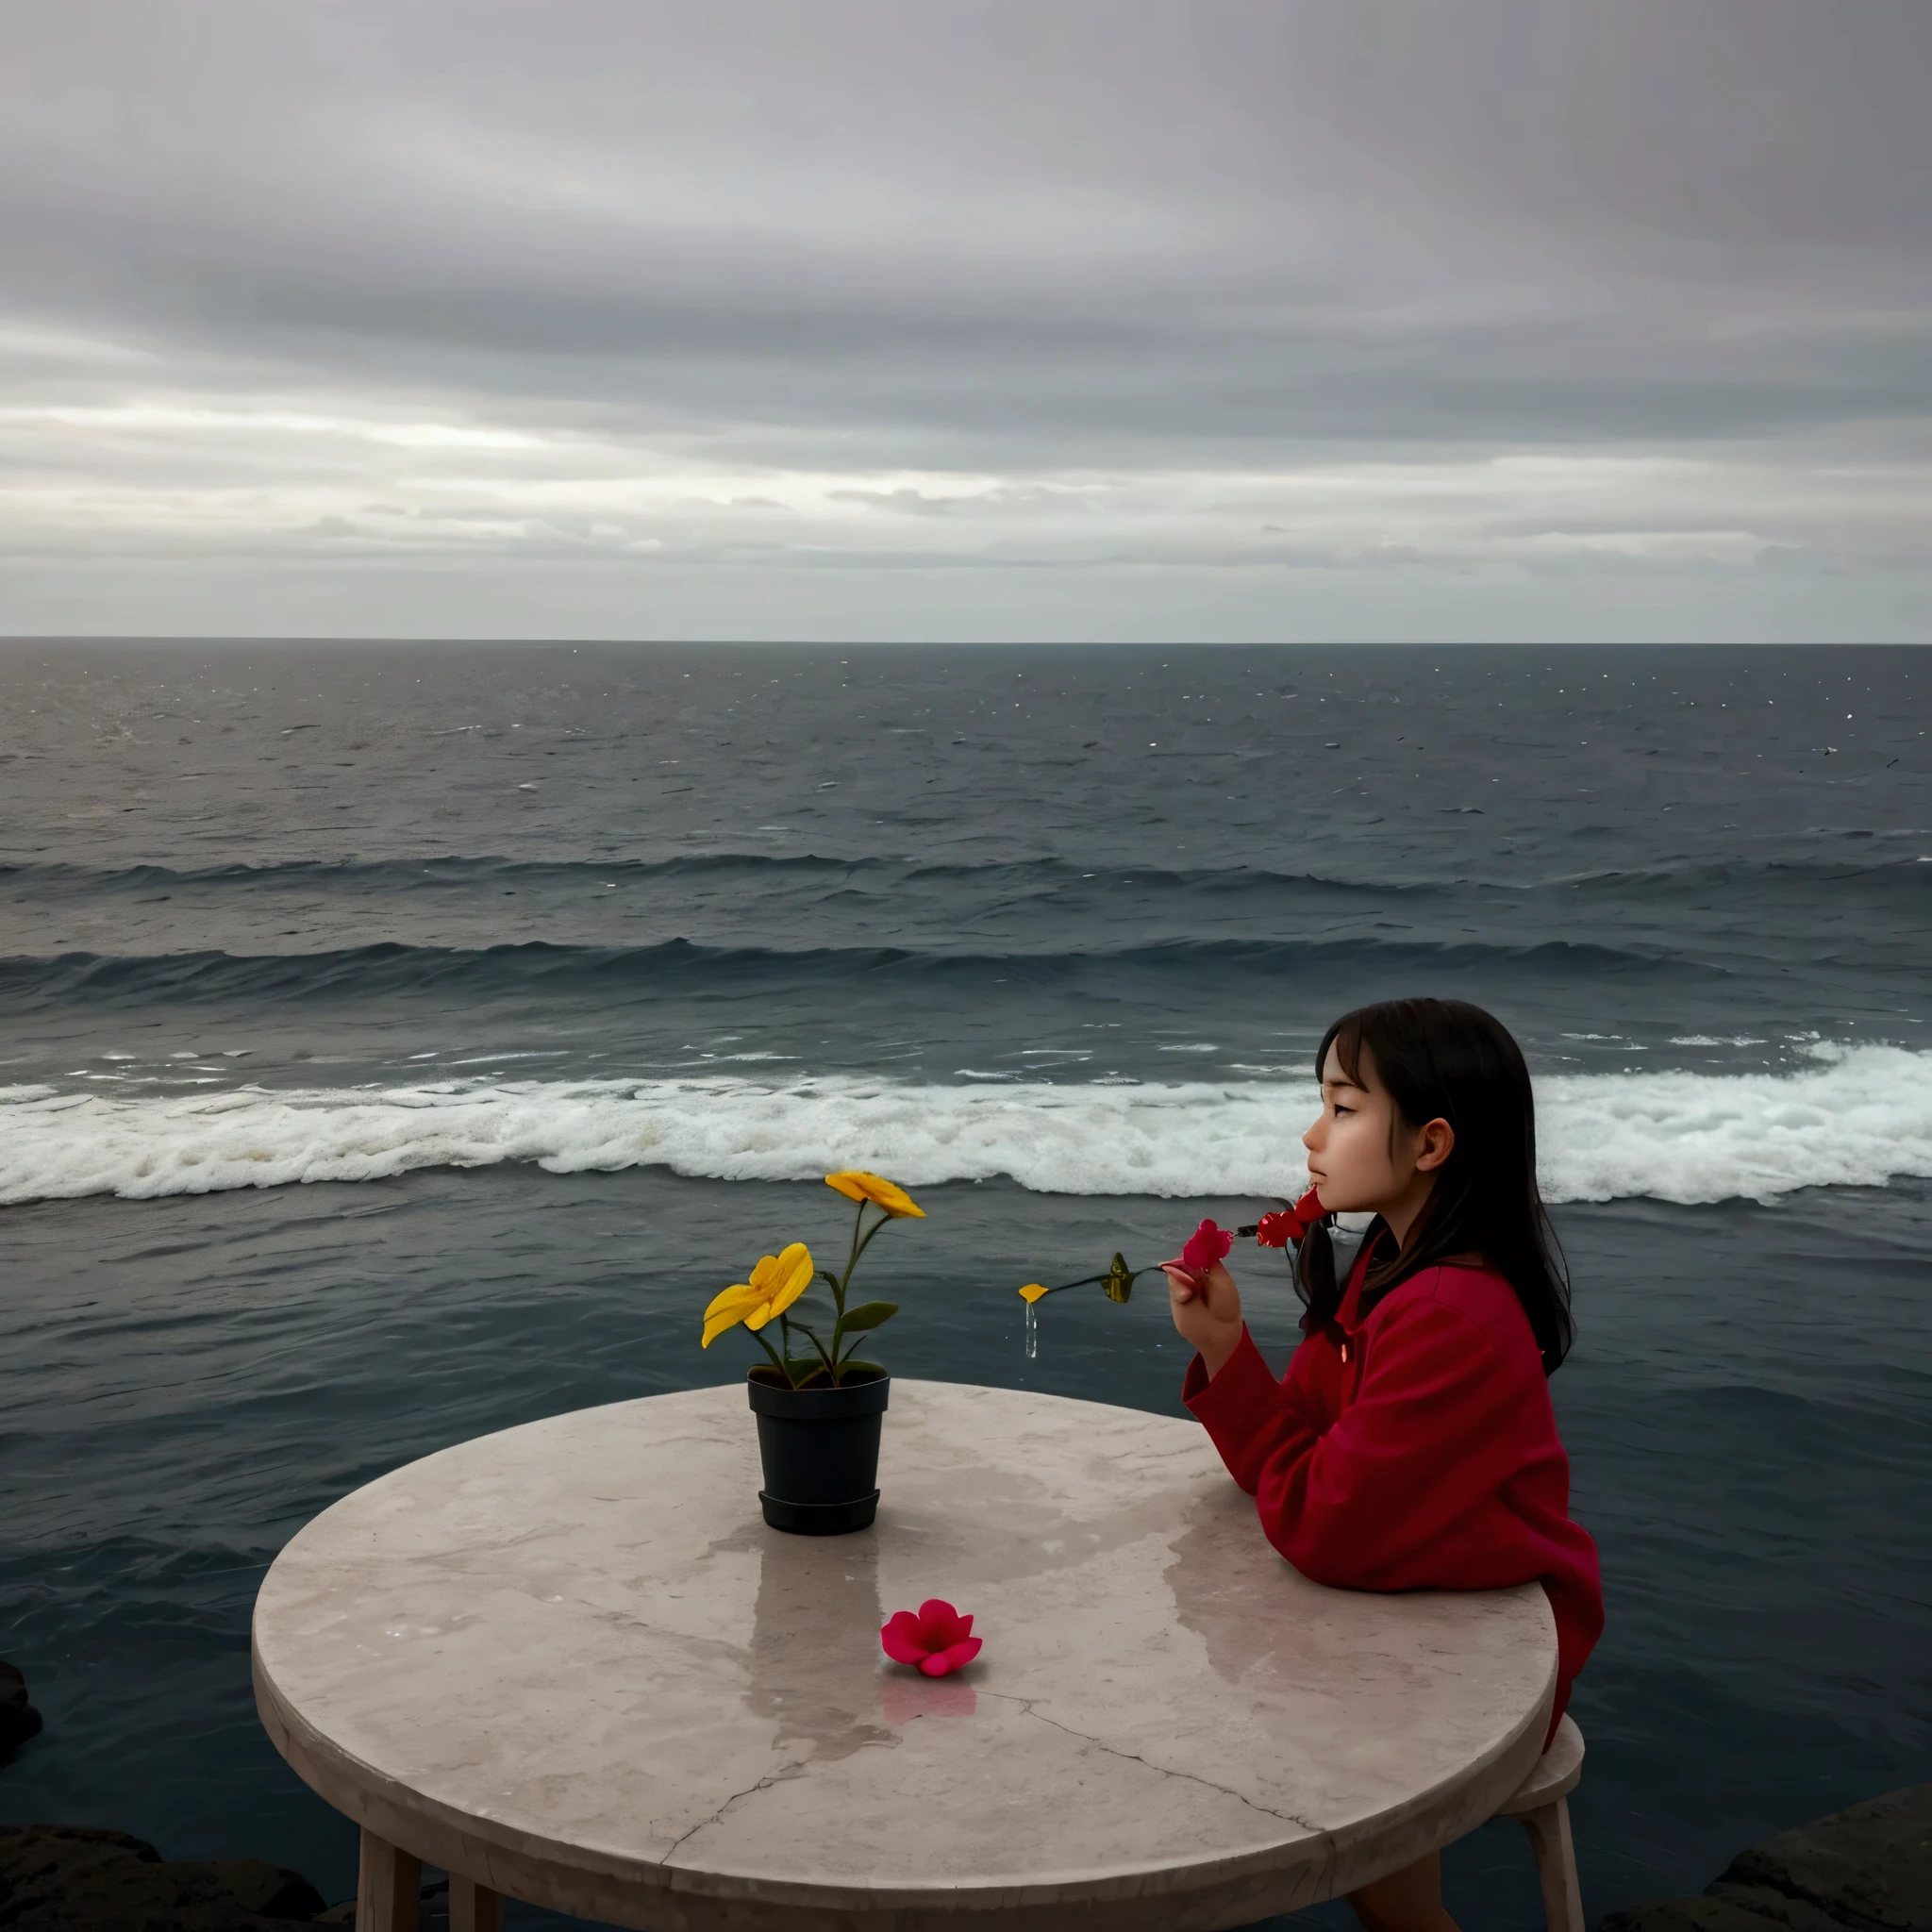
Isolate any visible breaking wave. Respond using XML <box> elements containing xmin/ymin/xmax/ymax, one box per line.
<box><xmin>3</xmin><ymin>1043</ymin><xmax>1927</xmax><ymax>1209</ymax></box>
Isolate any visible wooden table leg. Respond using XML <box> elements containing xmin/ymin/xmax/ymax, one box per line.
<box><xmin>357</xmin><ymin>1827</ymin><xmax>422</xmax><ymax>1932</ymax></box>
<box><xmin>1518</xmin><ymin>1796</ymin><xmax>1585</xmax><ymax>1932</ymax></box>
<box><xmin>449</xmin><ymin>1874</ymin><xmax>504</xmax><ymax>1932</ymax></box>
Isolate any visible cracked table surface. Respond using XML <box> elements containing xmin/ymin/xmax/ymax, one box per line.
<box><xmin>252</xmin><ymin>1380</ymin><xmax>1556</xmax><ymax>1931</ymax></box>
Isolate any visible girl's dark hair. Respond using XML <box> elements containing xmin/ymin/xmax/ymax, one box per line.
<box><xmin>1293</xmin><ymin>997</ymin><xmax>1574</xmax><ymax>1374</ymax></box>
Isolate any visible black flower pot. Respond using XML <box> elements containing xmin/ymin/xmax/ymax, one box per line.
<box><xmin>747</xmin><ymin>1367</ymin><xmax>890</xmax><ymax>1535</ymax></box>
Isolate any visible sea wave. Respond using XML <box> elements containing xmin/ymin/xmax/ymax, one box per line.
<box><xmin>5</xmin><ymin>848</ymin><xmax>1927</xmax><ymax>894</ymax></box>
<box><xmin>0</xmin><ymin>931</ymin><xmax>1717</xmax><ymax>1013</ymax></box>
<box><xmin>2</xmin><ymin>1044</ymin><xmax>1926</xmax><ymax>1209</ymax></box>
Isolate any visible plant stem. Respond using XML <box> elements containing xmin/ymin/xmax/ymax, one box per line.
<box><xmin>1037</xmin><ymin>1271</ymin><xmax>1114</xmax><ymax>1297</ymax></box>
<box><xmin>845</xmin><ymin>1206</ymin><xmax>890</xmax><ymax>1288</ymax></box>
<box><xmin>836</xmin><ymin>1200</ymin><xmax>866</xmax><ymax>1321</ymax></box>
<box><xmin>751</xmin><ymin>1325</ymin><xmax>794</xmax><ymax>1387</ymax></box>
<box><xmin>791</xmin><ymin>1322</ymin><xmax>838</xmax><ymax>1380</ymax></box>
<box><xmin>833</xmin><ymin>1201</ymin><xmax>893</xmax><ymax>1386</ymax></box>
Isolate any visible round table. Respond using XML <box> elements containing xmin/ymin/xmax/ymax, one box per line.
<box><xmin>254</xmin><ymin>1380</ymin><xmax>1556</xmax><ymax>1932</ymax></box>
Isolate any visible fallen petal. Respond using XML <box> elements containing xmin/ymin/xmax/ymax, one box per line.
<box><xmin>916</xmin><ymin>1599</ymin><xmax>967</xmax><ymax>1646</ymax></box>
<box><xmin>880</xmin><ymin>1610</ymin><xmax>933</xmax><ymax>1666</ymax></box>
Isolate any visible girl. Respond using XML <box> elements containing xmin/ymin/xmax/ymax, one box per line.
<box><xmin>1164</xmin><ymin>998</ymin><xmax>1602</xmax><ymax>1932</ymax></box>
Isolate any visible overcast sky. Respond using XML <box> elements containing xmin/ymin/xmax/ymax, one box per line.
<box><xmin>4</xmin><ymin>0</ymin><xmax>1929</xmax><ymax>641</ymax></box>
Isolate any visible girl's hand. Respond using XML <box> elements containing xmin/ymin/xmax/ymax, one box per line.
<box><xmin>1163</xmin><ymin>1257</ymin><xmax>1245</xmax><ymax>1379</ymax></box>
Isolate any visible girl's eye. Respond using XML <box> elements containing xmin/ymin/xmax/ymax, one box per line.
<box><xmin>1332</xmin><ymin>1102</ymin><xmax>1353</xmax><ymax>1116</ymax></box>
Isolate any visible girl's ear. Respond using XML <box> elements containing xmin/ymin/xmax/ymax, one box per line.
<box><xmin>1414</xmin><ymin>1117</ymin><xmax>1456</xmax><ymax>1173</ymax></box>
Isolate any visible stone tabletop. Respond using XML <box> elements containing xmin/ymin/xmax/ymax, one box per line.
<box><xmin>253</xmin><ymin>1380</ymin><xmax>1557</xmax><ymax>1932</ymax></box>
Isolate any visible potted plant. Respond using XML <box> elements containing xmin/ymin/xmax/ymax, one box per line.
<box><xmin>701</xmin><ymin>1170</ymin><xmax>924</xmax><ymax>1535</ymax></box>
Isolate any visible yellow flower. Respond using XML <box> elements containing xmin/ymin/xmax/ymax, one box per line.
<box><xmin>1017</xmin><ymin>1282</ymin><xmax>1050</xmax><ymax>1305</ymax></box>
<box><xmin>824</xmin><ymin>1171</ymin><xmax>924</xmax><ymax>1219</ymax></box>
<box><xmin>702</xmin><ymin>1242</ymin><xmax>815</xmax><ymax>1347</ymax></box>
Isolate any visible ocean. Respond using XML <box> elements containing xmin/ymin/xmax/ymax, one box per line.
<box><xmin>2</xmin><ymin>640</ymin><xmax>1928</xmax><ymax>1929</ymax></box>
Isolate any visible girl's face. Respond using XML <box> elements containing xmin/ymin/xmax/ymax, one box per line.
<box><xmin>1301</xmin><ymin>1041</ymin><xmax>1453</xmax><ymax>1237</ymax></box>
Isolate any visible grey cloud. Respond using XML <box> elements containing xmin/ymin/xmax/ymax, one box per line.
<box><xmin>1</xmin><ymin>0</ymin><xmax>1928</xmax><ymax>637</ymax></box>
<box><xmin>5</xmin><ymin>2</ymin><xmax>1928</xmax><ymax>451</ymax></box>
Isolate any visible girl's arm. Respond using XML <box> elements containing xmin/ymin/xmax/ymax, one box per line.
<box><xmin>1186</xmin><ymin>1292</ymin><xmax>1532</xmax><ymax>1588</ymax></box>
<box><xmin>1167</xmin><ymin>1258</ymin><xmax>1327</xmax><ymax>1491</ymax></box>
<box><xmin>1177</xmin><ymin>1321</ymin><xmax>1323</xmax><ymax>1495</ymax></box>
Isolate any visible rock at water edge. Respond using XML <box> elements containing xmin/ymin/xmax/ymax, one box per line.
<box><xmin>1599</xmin><ymin>1781</ymin><xmax>1932</xmax><ymax>1931</ymax></box>
<box><xmin>0</xmin><ymin>1659</ymin><xmax>43</xmax><ymax>1761</ymax></box>
<box><xmin>0</xmin><ymin>1824</ymin><xmax>326</xmax><ymax>1928</ymax></box>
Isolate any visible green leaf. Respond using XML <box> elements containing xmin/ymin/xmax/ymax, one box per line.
<box><xmin>835</xmin><ymin>1301</ymin><xmax>898</xmax><ymax>1337</ymax></box>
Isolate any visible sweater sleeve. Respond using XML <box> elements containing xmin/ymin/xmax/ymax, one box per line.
<box><xmin>1180</xmin><ymin>1324</ymin><xmax>1326</xmax><ymax>1497</ymax></box>
<box><xmin>1187</xmin><ymin>1296</ymin><xmax>1533</xmax><ymax>1588</ymax></box>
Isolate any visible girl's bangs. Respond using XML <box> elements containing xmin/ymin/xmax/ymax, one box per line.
<box><xmin>1319</xmin><ymin>1012</ymin><xmax>1368</xmax><ymax>1089</ymax></box>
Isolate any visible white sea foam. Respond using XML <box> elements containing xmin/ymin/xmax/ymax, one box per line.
<box><xmin>1</xmin><ymin>1045</ymin><xmax>1927</xmax><ymax>1209</ymax></box>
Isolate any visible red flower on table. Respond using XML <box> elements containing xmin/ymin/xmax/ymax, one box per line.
<box><xmin>881</xmin><ymin>1599</ymin><xmax>983</xmax><ymax>1677</ymax></box>
<box><xmin>1180</xmin><ymin>1219</ymin><xmax>1233</xmax><ymax>1274</ymax></box>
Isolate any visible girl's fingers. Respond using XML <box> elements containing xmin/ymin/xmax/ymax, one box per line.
<box><xmin>1161</xmin><ymin>1264</ymin><xmax>1201</xmax><ymax>1301</ymax></box>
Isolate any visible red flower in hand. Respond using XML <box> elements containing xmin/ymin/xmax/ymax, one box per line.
<box><xmin>1180</xmin><ymin>1219</ymin><xmax>1233</xmax><ymax>1274</ymax></box>
<box><xmin>1254</xmin><ymin>1211</ymin><xmax>1299</xmax><ymax>1248</ymax></box>
<box><xmin>881</xmin><ymin>1599</ymin><xmax>982</xmax><ymax>1677</ymax></box>
<box><xmin>1256</xmin><ymin>1187</ymin><xmax>1325</xmax><ymax>1248</ymax></box>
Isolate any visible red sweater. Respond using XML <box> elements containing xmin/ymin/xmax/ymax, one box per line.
<box><xmin>1183</xmin><ymin>1250</ymin><xmax>1602</xmax><ymax>1739</ymax></box>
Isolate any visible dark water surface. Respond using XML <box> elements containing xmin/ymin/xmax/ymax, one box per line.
<box><xmin>2</xmin><ymin>641</ymin><xmax>1929</xmax><ymax>1928</ymax></box>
